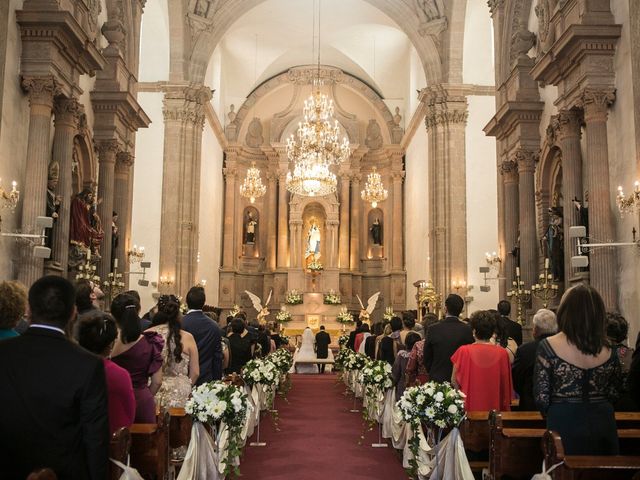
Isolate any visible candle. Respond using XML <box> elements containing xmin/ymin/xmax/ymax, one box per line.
<box><xmin>11</xmin><ymin>180</ymin><xmax>17</xmax><ymax>192</ymax></box>
<box><xmin>545</xmin><ymin>258</ymin><xmax>549</xmax><ymax>269</ymax></box>
<box><xmin>114</xmin><ymin>258</ymin><xmax>118</xmax><ymax>269</ymax></box>
<box><xmin>86</xmin><ymin>248</ymin><xmax>91</xmax><ymax>261</ymax></box>
<box><xmin>516</xmin><ymin>267</ymin><xmax>520</xmax><ymax>277</ymax></box>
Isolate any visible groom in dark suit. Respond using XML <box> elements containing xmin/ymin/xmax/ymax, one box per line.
<box><xmin>182</xmin><ymin>286</ymin><xmax>224</xmax><ymax>383</ymax></box>
<box><xmin>0</xmin><ymin>276</ymin><xmax>109</xmax><ymax>480</ymax></box>
<box><xmin>315</xmin><ymin>326</ymin><xmax>331</xmax><ymax>373</ymax></box>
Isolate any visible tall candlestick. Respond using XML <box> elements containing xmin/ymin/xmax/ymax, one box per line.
<box><xmin>544</xmin><ymin>258</ymin><xmax>549</xmax><ymax>269</ymax></box>
<box><xmin>86</xmin><ymin>248</ymin><xmax>91</xmax><ymax>261</ymax></box>
<box><xmin>516</xmin><ymin>266</ymin><xmax>520</xmax><ymax>277</ymax></box>
<box><xmin>114</xmin><ymin>258</ymin><xmax>118</xmax><ymax>269</ymax></box>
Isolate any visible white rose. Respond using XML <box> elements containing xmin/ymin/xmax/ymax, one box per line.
<box><xmin>447</xmin><ymin>404</ymin><xmax>458</xmax><ymax>414</ymax></box>
<box><xmin>434</xmin><ymin>392</ymin><xmax>444</xmax><ymax>402</ymax></box>
<box><xmin>425</xmin><ymin>387</ymin><xmax>435</xmax><ymax>396</ymax></box>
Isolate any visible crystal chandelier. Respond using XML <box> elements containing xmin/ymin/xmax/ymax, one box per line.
<box><xmin>286</xmin><ymin>160</ymin><xmax>336</xmax><ymax>197</ymax></box>
<box><xmin>360</xmin><ymin>167</ymin><xmax>388</xmax><ymax>208</ymax></box>
<box><xmin>239</xmin><ymin>162</ymin><xmax>266</xmax><ymax>204</ymax></box>
<box><xmin>616</xmin><ymin>181</ymin><xmax>640</xmax><ymax>215</ymax></box>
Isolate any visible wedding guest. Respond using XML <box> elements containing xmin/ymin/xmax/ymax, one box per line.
<box><xmin>375</xmin><ymin>322</ymin><xmax>392</xmax><ymax>360</ymax></box>
<box><xmin>492</xmin><ymin>309</ymin><xmax>519</xmax><ymax>363</ymax></box>
<box><xmin>182</xmin><ymin>286</ymin><xmax>223</xmax><ymax>383</ymax></box>
<box><xmin>534</xmin><ymin>285</ymin><xmax>623</xmax><ymax>455</ymax></box>
<box><xmin>405</xmin><ymin>313</ymin><xmax>438</xmax><ymax>386</ymax></box>
<box><xmin>226</xmin><ymin>318</ymin><xmax>254</xmax><ymax>374</ymax></box>
<box><xmin>354</xmin><ymin>322</ymin><xmax>370</xmax><ymax>353</ymax></box>
<box><xmin>347</xmin><ymin>319</ymin><xmax>363</xmax><ymax>350</ymax></box>
<box><xmin>451</xmin><ymin>310</ymin><xmax>512</xmax><ymax>411</ymax></box>
<box><xmin>0</xmin><ymin>280</ymin><xmax>27</xmax><ymax>339</ymax></box>
<box><xmin>498</xmin><ymin>300</ymin><xmax>523</xmax><ymax>346</ymax></box>
<box><xmin>315</xmin><ymin>325</ymin><xmax>332</xmax><ymax>373</ymax></box>
<box><xmin>148</xmin><ymin>295</ymin><xmax>199</xmax><ymax>409</ymax></box>
<box><xmin>400</xmin><ymin>312</ymin><xmax>417</xmax><ymax>344</ymax></box>
<box><xmin>77</xmin><ymin>311</ymin><xmax>135</xmax><ymax>434</ymax></box>
<box><xmin>111</xmin><ymin>293</ymin><xmax>164</xmax><ymax>423</ymax></box>
<box><xmin>378</xmin><ymin>316</ymin><xmax>404</xmax><ymax>365</ymax></box>
<box><xmin>423</xmin><ymin>294</ymin><xmax>474</xmax><ymax>382</ymax></box>
<box><xmin>124</xmin><ymin>289</ymin><xmax>148</xmax><ymax>330</ymax></box>
<box><xmin>270</xmin><ymin>322</ymin><xmax>287</xmax><ymax>349</ymax></box>
<box><xmin>256</xmin><ymin>323</ymin><xmax>272</xmax><ymax>357</ymax></box>
<box><xmin>512</xmin><ymin>309</ymin><xmax>557</xmax><ymax>411</ymax></box>
<box><xmin>0</xmin><ymin>276</ymin><xmax>108</xmax><ymax>479</ymax></box>
<box><xmin>393</xmin><ymin>332</ymin><xmax>421</xmax><ymax>399</ymax></box>
<box><xmin>607</xmin><ymin>312</ymin><xmax>633</xmax><ymax>372</ymax></box>
<box><xmin>365</xmin><ymin>321</ymin><xmax>384</xmax><ymax>359</ymax></box>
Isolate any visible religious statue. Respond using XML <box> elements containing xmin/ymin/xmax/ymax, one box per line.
<box><xmin>371</xmin><ymin>218</ymin><xmax>383</xmax><ymax>245</ymax></box>
<box><xmin>542</xmin><ymin>207</ymin><xmax>564</xmax><ymax>281</ymax></box>
<box><xmin>305</xmin><ymin>222</ymin><xmax>321</xmax><ymax>260</ymax></box>
<box><xmin>415</xmin><ymin>0</ymin><xmax>443</xmax><ymax>22</ymax></box>
<box><xmin>356</xmin><ymin>292</ymin><xmax>381</xmax><ymax>325</ymax></box>
<box><xmin>510</xmin><ymin>232</ymin><xmax>520</xmax><ymax>268</ymax></box>
<box><xmin>245</xmin><ymin>289</ymin><xmax>273</xmax><ymax>325</ymax></box>
<box><xmin>573</xmin><ymin>196</ymin><xmax>589</xmax><ymax>236</ymax></box>
<box><xmin>245</xmin><ymin>212</ymin><xmax>257</xmax><ymax>244</ymax></box>
<box><xmin>45</xmin><ymin>162</ymin><xmax>61</xmax><ymax>251</ymax></box>
<box><xmin>70</xmin><ymin>187</ymin><xmax>104</xmax><ymax>255</ymax></box>
<box><xmin>111</xmin><ymin>211</ymin><xmax>119</xmax><ymax>269</ymax></box>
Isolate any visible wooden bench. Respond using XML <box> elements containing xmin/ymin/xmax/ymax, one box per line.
<box><xmin>130</xmin><ymin>411</ymin><xmax>170</xmax><ymax>480</ymax></box>
<box><xmin>543</xmin><ymin>430</ymin><xmax>640</xmax><ymax>480</ymax></box>
<box><xmin>168</xmin><ymin>407</ymin><xmax>193</xmax><ymax>451</ymax></box>
<box><xmin>109</xmin><ymin>427</ymin><xmax>131</xmax><ymax>480</ymax></box>
<box><xmin>459</xmin><ymin>411</ymin><xmax>491</xmax><ymax>474</ymax></box>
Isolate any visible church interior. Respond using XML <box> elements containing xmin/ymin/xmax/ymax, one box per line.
<box><xmin>1</xmin><ymin>0</ymin><xmax>640</xmax><ymax>479</ymax></box>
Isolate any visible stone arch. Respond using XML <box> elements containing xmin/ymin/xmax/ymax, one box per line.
<box><xmin>183</xmin><ymin>0</ymin><xmax>443</xmax><ymax>85</ymax></box>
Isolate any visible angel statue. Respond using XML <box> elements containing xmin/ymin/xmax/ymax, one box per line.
<box><xmin>245</xmin><ymin>289</ymin><xmax>273</xmax><ymax>324</ymax></box>
<box><xmin>356</xmin><ymin>292</ymin><xmax>381</xmax><ymax>325</ymax></box>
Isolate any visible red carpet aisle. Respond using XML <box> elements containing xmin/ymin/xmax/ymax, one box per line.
<box><xmin>240</xmin><ymin>374</ymin><xmax>407</xmax><ymax>479</ymax></box>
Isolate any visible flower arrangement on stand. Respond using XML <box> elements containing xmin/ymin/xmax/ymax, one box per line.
<box><xmin>338</xmin><ymin>334</ymin><xmax>350</xmax><ymax>349</ymax></box>
<box><xmin>333</xmin><ymin>347</ymin><xmax>352</xmax><ymax>374</ymax></box>
<box><xmin>242</xmin><ymin>358</ymin><xmax>280</xmax><ymax>409</ymax></box>
<box><xmin>267</xmin><ymin>348</ymin><xmax>294</xmax><ymax>398</ymax></box>
<box><xmin>284</xmin><ymin>290</ymin><xmax>303</xmax><ymax>305</ymax></box>
<box><xmin>323</xmin><ymin>289</ymin><xmax>341</xmax><ymax>305</ymax></box>
<box><xmin>359</xmin><ymin>360</ymin><xmax>392</xmax><ymax>428</ymax></box>
<box><xmin>275</xmin><ymin>306</ymin><xmax>292</xmax><ymax>324</ymax></box>
<box><xmin>184</xmin><ymin>381</ymin><xmax>248</xmax><ymax>477</ymax></box>
<box><xmin>397</xmin><ymin>381</ymin><xmax>466</xmax><ymax>477</ymax></box>
<box><xmin>336</xmin><ymin>308</ymin><xmax>354</xmax><ymax>332</ymax></box>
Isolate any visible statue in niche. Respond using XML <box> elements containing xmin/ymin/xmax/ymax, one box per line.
<box><xmin>365</xmin><ymin>119</ymin><xmax>383</xmax><ymax>149</ymax></box>
<box><xmin>245</xmin><ymin>212</ymin><xmax>257</xmax><ymax>244</ymax></box>
<box><xmin>305</xmin><ymin>222</ymin><xmax>321</xmax><ymax>260</ymax></box>
<box><xmin>371</xmin><ymin>218</ymin><xmax>383</xmax><ymax>246</ymax></box>
<box><xmin>391</xmin><ymin>107</ymin><xmax>404</xmax><ymax>143</ymax></box>
<box><xmin>225</xmin><ymin>104</ymin><xmax>238</xmax><ymax>142</ymax></box>
<box><xmin>193</xmin><ymin>0</ymin><xmax>217</xmax><ymax>17</ymax></box>
<box><xmin>111</xmin><ymin>211</ymin><xmax>119</xmax><ymax>269</ymax></box>
<box><xmin>573</xmin><ymin>194</ymin><xmax>589</xmax><ymax>237</ymax></box>
<box><xmin>46</xmin><ymin>162</ymin><xmax>61</xmax><ymax>252</ymax></box>
<box><xmin>227</xmin><ymin>104</ymin><xmax>236</xmax><ymax>123</ymax></box>
<box><xmin>393</xmin><ymin>107</ymin><xmax>402</xmax><ymax>126</ymax></box>
<box><xmin>245</xmin><ymin>117</ymin><xmax>264</xmax><ymax>148</ymax></box>
<box><xmin>542</xmin><ymin>207</ymin><xmax>564</xmax><ymax>281</ymax></box>
<box><xmin>415</xmin><ymin>0</ymin><xmax>443</xmax><ymax>22</ymax></box>
<box><xmin>510</xmin><ymin>232</ymin><xmax>520</xmax><ymax>268</ymax></box>
<box><xmin>70</xmin><ymin>187</ymin><xmax>103</xmax><ymax>256</ymax></box>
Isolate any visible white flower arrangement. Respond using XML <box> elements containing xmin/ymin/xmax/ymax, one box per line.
<box><xmin>334</xmin><ymin>347</ymin><xmax>352</xmax><ymax>371</ymax></box>
<box><xmin>360</xmin><ymin>359</ymin><xmax>393</xmax><ymax>397</ymax></box>
<box><xmin>275</xmin><ymin>309</ymin><xmax>292</xmax><ymax>323</ymax></box>
<box><xmin>397</xmin><ymin>381</ymin><xmax>466</xmax><ymax>429</ymax></box>
<box><xmin>307</xmin><ymin>259</ymin><xmax>324</xmax><ymax>272</ymax></box>
<box><xmin>338</xmin><ymin>334</ymin><xmax>350</xmax><ymax>349</ymax></box>
<box><xmin>184</xmin><ymin>381</ymin><xmax>248</xmax><ymax>477</ymax></box>
<box><xmin>267</xmin><ymin>348</ymin><xmax>294</xmax><ymax>374</ymax></box>
<box><xmin>336</xmin><ymin>307</ymin><xmax>354</xmax><ymax>324</ymax></box>
<box><xmin>241</xmin><ymin>358</ymin><xmax>280</xmax><ymax>388</ymax></box>
<box><xmin>284</xmin><ymin>290</ymin><xmax>303</xmax><ymax>305</ymax></box>
<box><xmin>342</xmin><ymin>351</ymin><xmax>369</xmax><ymax>371</ymax></box>
<box><xmin>323</xmin><ymin>289</ymin><xmax>341</xmax><ymax>305</ymax></box>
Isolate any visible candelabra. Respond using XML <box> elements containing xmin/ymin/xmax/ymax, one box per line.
<box><xmin>103</xmin><ymin>263</ymin><xmax>125</xmax><ymax>306</ymax></box>
<box><xmin>0</xmin><ymin>178</ymin><xmax>19</xmax><ymax>229</ymax></box>
<box><xmin>531</xmin><ymin>258</ymin><xmax>559</xmax><ymax>308</ymax></box>
<box><xmin>452</xmin><ymin>279</ymin><xmax>467</xmax><ymax>292</ymax></box>
<box><xmin>76</xmin><ymin>248</ymin><xmax>100</xmax><ymax>283</ymax></box>
<box><xmin>616</xmin><ymin>181</ymin><xmax>640</xmax><ymax>215</ymax></box>
<box><xmin>127</xmin><ymin>245</ymin><xmax>145</xmax><ymax>263</ymax></box>
<box><xmin>417</xmin><ymin>280</ymin><xmax>442</xmax><ymax>320</ymax></box>
<box><xmin>506</xmin><ymin>267</ymin><xmax>531</xmax><ymax>325</ymax></box>
<box><xmin>485</xmin><ymin>251</ymin><xmax>502</xmax><ymax>267</ymax></box>
<box><xmin>159</xmin><ymin>275</ymin><xmax>175</xmax><ymax>289</ymax></box>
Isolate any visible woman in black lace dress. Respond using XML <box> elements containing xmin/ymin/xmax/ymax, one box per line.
<box><xmin>533</xmin><ymin>285</ymin><xmax>623</xmax><ymax>455</ymax></box>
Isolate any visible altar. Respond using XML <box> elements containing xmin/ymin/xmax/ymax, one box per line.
<box><xmin>281</xmin><ymin>292</ymin><xmax>347</xmax><ymax>343</ymax></box>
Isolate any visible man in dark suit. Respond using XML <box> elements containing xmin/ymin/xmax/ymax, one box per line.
<box><xmin>182</xmin><ymin>286</ymin><xmax>224</xmax><ymax>383</ymax></box>
<box><xmin>347</xmin><ymin>319</ymin><xmax>362</xmax><ymax>351</ymax></box>
<box><xmin>512</xmin><ymin>308</ymin><xmax>557</xmax><ymax>410</ymax></box>
<box><xmin>315</xmin><ymin>326</ymin><xmax>332</xmax><ymax>373</ymax></box>
<box><xmin>498</xmin><ymin>299</ymin><xmax>523</xmax><ymax>346</ymax></box>
<box><xmin>423</xmin><ymin>294</ymin><xmax>474</xmax><ymax>382</ymax></box>
<box><xmin>0</xmin><ymin>276</ymin><xmax>108</xmax><ymax>480</ymax></box>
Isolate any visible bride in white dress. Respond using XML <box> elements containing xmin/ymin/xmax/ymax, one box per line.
<box><xmin>293</xmin><ymin>328</ymin><xmax>318</xmax><ymax>374</ymax></box>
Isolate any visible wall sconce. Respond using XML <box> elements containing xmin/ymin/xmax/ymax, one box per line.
<box><xmin>0</xmin><ymin>178</ymin><xmax>19</xmax><ymax>210</ymax></box>
<box><xmin>198</xmin><ymin>279</ymin><xmax>207</xmax><ymax>287</ymax></box>
<box><xmin>159</xmin><ymin>275</ymin><xmax>175</xmax><ymax>287</ymax></box>
<box><xmin>127</xmin><ymin>245</ymin><xmax>145</xmax><ymax>263</ymax></box>
<box><xmin>485</xmin><ymin>251</ymin><xmax>502</xmax><ymax>266</ymax></box>
<box><xmin>616</xmin><ymin>181</ymin><xmax>640</xmax><ymax>215</ymax></box>
<box><xmin>452</xmin><ymin>279</ymin><xmax>467</xmax><ymax>292</ymax></box>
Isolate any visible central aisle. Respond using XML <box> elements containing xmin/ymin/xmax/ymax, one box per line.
<box><xmin>240</xmin><ymin>374</ymin><xmax>407</xmax><ymax>479</ymax></box>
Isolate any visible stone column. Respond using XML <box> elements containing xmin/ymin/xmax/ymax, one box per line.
<box><xmin>277</xmin><ymin>170</ymin><xmax>289</xmax><ymax>269</ymax></box>
<box><xmin>501</xmin><ymin>160</ymin><xmax>519</xmax><ymax>288</ymax></box>
<box><xmin>96</xmin><ymin>139</ymin><xmax>119</xmax><ymax>281</ymax></box>
<box><xmin>349</xmin><ymin>173</ymin><xmax>361</xmax><ymax>271</ymax></box>
<box><xmin>266</xmin><ymin>170</ymin><xmax>278</xmax><ymax>271</ymax></box>
<box><xmin>391</xmin><ymin>170</ymin><xmax>405</xmax><ymax>271</ymax></box>
<box><xmin>581</xmin><ymin>88</ymin><xmax>617</xmax><ymax>308</ymax></box>
<box><xmin>338</xmin><ymin>173</ymin><xmax>350</xmax><ymax>269</ymax></box>
<box><xmin>221</xmin><ymin>164</ymin><xmax>237</xmax><ymax>269</ymax></box>
<box><xmin>51</xmin><ymin>96</ymin><xmax>81</xmax><ymax>272</ymax></box>
<box><xmin>113</xmin><ymin>152</ymin><xmax>134</xmax><ymax>272</ymax></box>
<box><xmin>327</xmin><ymin>220</ymin><xmax>339</xmax><ymax>268</ymax></box>
<box><xmin>424</xmin><ymin>86</ymin><xmax>468</xmax><ymax>293</ymax></box>
<box><xmin>515</xmin><ymin>149</ymin><xmax>539</xmax><ymax>289</ymax></box>
<box><xmin>555</xmin><ymin>110</ymin><xmax>584</xmax><ymax>282</ymax></box>
<box><xmin>290</xmin><ymin>220</ymin><xmax>302</xmax><ymax>268</ymax></box>
<box><xmin>18</xmin><ymin>76</ymin><xmax>59</xmax><ymax>286</ymax></box>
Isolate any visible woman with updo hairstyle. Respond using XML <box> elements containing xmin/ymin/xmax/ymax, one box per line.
<box><xmin>147</xmin><ymin>295</ymin><xmax>199</xmax><ymax>409</ymax></box>
<box><xmin>451</xmin><ymin>310</ymin><xmax>513</xmax><ymax>411</ymax></box>
<box><xmin>110</xmin><ymin>293</ymin><xmax>164</xmax><ymax>423</ymax></box>
<box><xmin>0</xmin><ymin>280</ymin><xmax>27</xmax><ymax>339</ymax></box>
<box><xmin>76</xmin><ymin>311</ymin><xmax>135</xmax><ymax>434</ymax></box>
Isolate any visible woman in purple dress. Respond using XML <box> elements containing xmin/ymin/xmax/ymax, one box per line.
<box><xmin>110</xmin><ymin>293</ymin><xmax>164</xmax><ymax>423</ymax></box>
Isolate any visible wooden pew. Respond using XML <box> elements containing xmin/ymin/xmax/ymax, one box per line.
<box><xmin>459</xmin><ymin>411</ymin><xmax>491</xmax><ymax>474</ymax></box>
<box><xmin>130</xmin><ymin>411</ymin><xmax>170</xmax><ymax>480</ymax></box>
<box><xmin>109</xmin><ymin>427</ymin><xmax>131</xmax><ymax>480</ymax></box>
<box><xmin>168</xmin><ymin>407</ymin><xmax>192</xmax><ymax>451</ymax></box>
<box><xmin>543</xmin><ymin>430</ymin><xmax>640</xmax><ymax>480</ymax></box>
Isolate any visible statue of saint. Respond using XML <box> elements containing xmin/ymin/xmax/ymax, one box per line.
<box><xmin>371</xmin><ymin>218</ymin><xmax>382</xmax><ymax>245</ymax></box>
<box><xmin>573</xmin><ymin>196</ymin><xmax>589</xmax><ymax>236</ymax></box>
<box><xmin>70</xmin><ymin>187</ymin><xmax>103</xmax><ymax>254</ymax></box>
<box><xmin>45</xmin><ymin>162</ymin><xmax>61</xmax><ymax>251</ymax></box>
<box><xmin>542</xmin><ymin>207</ymin><xmax>564</xmax><ymax>281</ymax></box>
<box><xmin>245</xmin><ymin>212</ymin><xmax>257</xmax><ymax>244</ymax></box>
<box><xmin>305</xmin><ymin>222</ymin><xmax>321</xmax><ymax>259</ymax></box>
<box><xmin>111</xmin><ymin>211</ymin><xmax>119</xmax><ymax>269</ymax></box>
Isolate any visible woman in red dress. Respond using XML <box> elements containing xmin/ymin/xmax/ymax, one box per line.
<box><xmin>451</xmin><ymin>310</ymin><xmax>512</xmax><ymax>412</ymax></box>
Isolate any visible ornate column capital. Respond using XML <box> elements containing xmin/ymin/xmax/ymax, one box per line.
<box><xmin>500</xmin><ymin>160</ymin><xmax>519</xmax><ymax>183</ymax></box>
<box><xmin>223</xmin><ymin>167</ymin><xmax>237</xmax><ymax>180</ymax></box>
<box><xmin>97</xmin><ymin>139</ymin><xmax>120</xmax><ymax>162</ymax></box>
<box><xmin>54</xmin><ymin>96</ymin><xmax>83</xmax><ymax>128</ymax></box>
<box><xmin>549</xmin><ymin>109</ymin><xmax>583</xmax><ymax>143</ymax></box>
<box><xmin>580</xmin><ymin>88</ymin><xmax>615</xmax><ymax>123</ymax></box>
<box><xmin>350</xmin><ymin>173</ymin><xmax>362</xmax><ymax>184</ymax></box>
<box><xmin>391</xmin><ymin>171</ymin><xmax>406</xmax><ymax>182</ymax></box>
<box><xmin>162</xmin><ymin>84</ymin><xmax>213</xmax><ymax>128</ymax></box>
<box><xmin>21</xmin><ymin>75</ymin><xmax>61</xmax><ymax>107</ymax></box>
<box><xmin>487</xmin><ymin>0</ymin><xmax>505</xmax><ymax>16</ymax></box>
<box><xmin>115</xmin><ymin>151</ymin><xmax>134</xmax><ymax>174</ymax></box>
<box><xmin>514</xmin><ymin>149</ymin><xmax>539</xmax><ymax>173</ymax></box>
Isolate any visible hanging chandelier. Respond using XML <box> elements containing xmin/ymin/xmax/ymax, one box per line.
<box><xmin>361</xmin><ymin>167</ymin><xmax>388</xmax><ymax>208</ymax></box>
<box><xmin>285</xmin><ymin>0</ymin><xmax>349</xmax><ymax>197</ymax></box>
<box><xmin>286</xmin><ymin>160</ymin><xmax>336</xmax><ymax>197</ymax></box>
<box><xmin>239</xmin><ymin>162</ymin><xmax>266</xmax><ymax>204</ymax></box>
